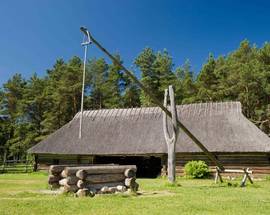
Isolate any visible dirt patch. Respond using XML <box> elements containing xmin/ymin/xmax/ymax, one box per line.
<box><xmin>37</xmin><ymin>189</ymin><xmax>62</xmax><ymax>195</ymax></box>
<box><xmin>136</xmin><ymin>190</ymin><xmax>175</xmax><ymax>197</ymax></box>
<box><xmin>0</xmin><ymin>179</ymin><xmax>41</xmax><ymax>184</ymax></box>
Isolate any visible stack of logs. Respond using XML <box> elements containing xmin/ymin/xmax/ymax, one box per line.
<box><xmin>48</xmin><ymin>165</ymin><xmax>68</xmax><ymax>189</ymax></box>
<box><xmin>48</xmin><ymin>165</ymin><xmax>138</xmax><ymax>197</ymax></box>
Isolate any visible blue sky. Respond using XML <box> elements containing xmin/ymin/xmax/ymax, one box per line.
<box><xmin>1</xmin><ymin>0</ymin><xmax>270</xmax><ymax>86</ymax></box>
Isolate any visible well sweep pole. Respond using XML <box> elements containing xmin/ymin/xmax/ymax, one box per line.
<box><xmin>79</xmin><ymin>27</ymin><xmax>92</xmax><ymax>139</ymax></box>
<box><xmin>84</xmin><ymin>28</ymin><xmax>224</xmax><ymax>171</ymax></box>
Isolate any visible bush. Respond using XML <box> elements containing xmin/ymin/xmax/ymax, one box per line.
<box><xmin>184</xmin><ymin>160</ymin><xmax>210</xmax><ymax>179</ymax></box>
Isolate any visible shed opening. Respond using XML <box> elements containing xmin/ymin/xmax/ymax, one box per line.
<box><xmin>94</xmin><ymin>156</ymin><xmax>162</xmax><ymax>178</ymax></box>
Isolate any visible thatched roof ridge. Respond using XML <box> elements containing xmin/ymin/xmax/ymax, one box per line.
<box><xmin>28</xmin><ymin>102</ymin><xmax>270</xmax><ymax>155</ymax></box>
<box><xmin>73</xmin><ymin>101</ymin><xmax>242</xmax><ymax>121</ymax></box>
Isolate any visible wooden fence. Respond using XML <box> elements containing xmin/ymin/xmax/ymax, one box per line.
<box><xmin>0</xmin><ymin>159</ymin><xmax>33</xmax><ymax>173</ymax></box>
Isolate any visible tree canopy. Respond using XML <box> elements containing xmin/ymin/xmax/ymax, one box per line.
<box><xmin>1</xmin><ymin>40</ymin><xmax>270</xmax><ymax>160</ymax></box>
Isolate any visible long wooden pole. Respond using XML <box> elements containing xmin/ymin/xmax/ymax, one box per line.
<box><xmin>87</xmin><ymin>31</ymin><xmax>224</xmax><ymax>171</ymax></box>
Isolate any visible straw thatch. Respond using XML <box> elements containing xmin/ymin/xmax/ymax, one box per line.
<box><xmin>28</xmin><ymin>102</ymin><xmax>270</xmax><ymax>155</ymax></box>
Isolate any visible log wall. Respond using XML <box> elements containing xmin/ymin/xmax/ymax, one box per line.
<box><xmin>35</xmin><ymin>152</ymin><xmax>270</xmax><ymax>177</ymax></box>
<box><xmin>175</xmin><ymin>153</ymin><xmax>270</xmax><ymax>177</ymax></box>
<box><xmin>37</xmin><ymin>154</ymin><xmax>94</xmax><ymax>170</ymax></box>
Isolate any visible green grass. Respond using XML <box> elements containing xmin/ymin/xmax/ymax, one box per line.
<box><xmin>0</xmin><ymin>173</ymin><xmax>270</xmax><ymax>215</ymax></box>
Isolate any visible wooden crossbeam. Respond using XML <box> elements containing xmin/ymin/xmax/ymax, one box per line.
<box><xmin>215</xmin><ymin>167</ymin><xmax>253</xmax><ymax>187</ymax></box>
<box><xmin>87</xmin><ymin>30</ymin><xmax>225</xmax><ymax>171</ymax></box>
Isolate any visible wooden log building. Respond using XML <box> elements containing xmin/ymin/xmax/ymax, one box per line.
<box><xmin>28</xmin><ymin>102</ymin><xmax>270</xmax><ymax>177</ymax></box>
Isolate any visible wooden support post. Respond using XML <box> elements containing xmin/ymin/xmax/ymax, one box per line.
<box><xmin>33</xmin><ymin>155</ymin><xmax>38</xmax><ymax>172</ymax></box>
<box><xmin>215</xmin><ymin>167</ymin><xmax>223</xmax><ymax>183</ymax></box>
<box><xmin>245</xmin><ymin>168</ymin><xmax>253</xmax><ymax>184</ymax></box>
<box><xmin>163</xmin><ymin>86</ymin><xmax>179</xmax><ymax>183</ymax></box>
<box><xmin>240</xmin><ymin>168</ymin><xmax>253</xmax><ymax>187</ymax></box>
<box><xmin>91</xmin><ymin>156</ymin><xmax>95</xmax><ymax>164</ymax></box>
<box><xmin>240</xmin><ymin>173</ymin><xmax>247</xmax><ymax>187</ymax></box>
<box><xmin>215</xmin><ymin>167</ymin><xmax>253</xmax><ymax>187</ymax></box>
<box><xmin>25</xmin><ymin>158</ymin><xmax>28</xmax><ymax>173</ymax></box>
<box><xmin>160</xmin><ymin>155</ymin><xmax>167</xmax><ymax>177</ymax></box>
<box><xmin>214</xmin><ymin>167</ymin><xmax>219</xmax><ymax>184</ymax></box>
<box><xmin>77</xmin><ymin>155</ymin><xmax>81</xmax><ymax>165</ymax></box>
<box><xmin>2</xmin><ymin>150</ymin><xmax>7</xmax><ymax>173</ymax></box>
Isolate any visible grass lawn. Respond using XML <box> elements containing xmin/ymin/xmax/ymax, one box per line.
<box><xmin>0</xmin><ymin>172</ymin><xmax>270</xmax><ymax>215</ymax></box>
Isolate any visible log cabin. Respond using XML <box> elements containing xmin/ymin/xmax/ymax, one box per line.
<box><xmin>28</xmin><ymin>102</ymin><xmax>270</xmax><ymax>177</ymax></box>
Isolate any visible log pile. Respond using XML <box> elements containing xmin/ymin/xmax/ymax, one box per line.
<box><xmin>48</xmin><ymin>165</ymin><xmax>69</xmax><ymax>189</ymax></box>
<box><xmin>48</xmin><ymin>165</ymin><xmax>138</xmax><ymax>197</ymax></box>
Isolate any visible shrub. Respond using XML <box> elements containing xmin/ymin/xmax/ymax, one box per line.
<box><xmin>184</xmin><ymin>160</ymin><xmax>210</xmax><ymax>179</ymax></box>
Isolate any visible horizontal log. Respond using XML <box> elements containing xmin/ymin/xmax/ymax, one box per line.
<box><xmin>76</xmin><ymin>188</ymin><xmax>89</xmax><ymax>197</ymax></box>
<box><xmin>124</xmin><ymin>177</ymin><xmax>136</xmax><ymax>187</ymax></box>
<box><xmin>100</xmin><ymin>186</ymin><xmax>110</xmax><ymax>194</ymax></box>
<box><xmin>85</xmin><ymin>173</ymin><xmax>126</xmax><ymax>184</ymax></box>
<box><xmin>116</xmin><ymin>185</ymin><xmax>127</xmax><ymax>192</ymax></box>
<box><xmin>64</xmin><ymin>165</ymin><xmax>136</xmax><ymax>177</ymax></box>
<box><xmin>77</xmin><ymin>174</ymin><xmax>126</xmax><ymax>188</ymax></box>
<box><xmin>132</xmin><ymin>182</ymin><xmax>139</xmax><ymax>192</ymax></box>
<box><xmin>77</xmin><ymin>180</ymin><xmax>87</xmax><ymax>189</ymax></box>
<box><xmin>59</xmin><ymin>178</ymin><xmax>68</xmax><ymax>186</ymax></box>
<box><xmin>76</xmin><ymin>170</ymin><xmax>87</xmax><ymax>180</ymax></box>
<box><xmin>124</xmin><ymin>169</ymin><xmax>136</xmax><ymax>178</ymax></box>
<box><xmin>108</xmin><ymin>187</ymin><xmax>118</xmax><ymax>193</ymax></box>
<box><xmin>48</xmin><ymin>175</ymin><xmax>61</xmax><ymax>184</ymax></box>
<box><xmin>76</xmin><ymin>188</ymin><xmax>95</xmax><ymax>197</ymax></box>
<box><xmin>85</xmin><ymin>182</ymin><xmax>125</xmax><ymax>191</ymax></box>
<box><xmin>61</xmin><ymin>184</ymin><xmax>79</xmax><ymax>193</ymax></box>
<box><xmin>66</xmin><ymin>176</ymin><xmax>80</xmax><ymax>185</ymax></box>
<box><xmin>49</xmin><ymin>165</ymin><xmax>71</xmax><ymax>175</ymax></box>
<box><xmin>50</xmin><ymin>182</ymin><xmax>60</xmax><ymax>189</ymax></box>
<box><xmin>59</xmin><ymin>176</ymin><xmax>79</xmax><ymax>186</ymax></box>
<box><xmin>99</xmin><ymin>186</ymin><xmax>126</xmax><ymax>194</ymax></box>
<box><xmin>222</xmin><ymin>169</ymin><xmax>252</xmax><ymax>174</ymax></box>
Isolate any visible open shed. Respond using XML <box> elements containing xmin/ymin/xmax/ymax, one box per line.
<box><xmin>28</xmin><ymin>102</ymin><xmax>270</xmax><ymax>177</ymax></box>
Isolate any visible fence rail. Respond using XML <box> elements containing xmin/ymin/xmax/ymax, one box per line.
<box><xmin>0</xmin><ymin>159</ymin><xmax>33</xmax><ymax>173</ymax></box>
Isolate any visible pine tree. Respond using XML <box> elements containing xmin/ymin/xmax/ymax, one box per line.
<box><xmin>122</xmin><ymin>72</ymin><xmax>141</xmax><ymax>108</ymax></box>
<box><xmin>134</xmin><ymin>48</ymin><xmax>157</xmax><ymax>106</ymax></box>
<box><xmin>196</xmin><ymin>54</ymin><xmax>219</xmax><ymax>101</ymax></box>
<box><xmin>153</xmin><ymin>49</ymin><xmax>177</xmax><ymax>97</ymax></box>
<box><xmin>88</xmin><ymin>58</ymin><xmax>109</xmax><ymax>109</ymax></box>
<box><xmin>175</xmin><ymin>60</ymin><xmax>197</xmax><ymax>104</ymax></box>
<box><xmin>103</xmin><ymin>55</ymin><xmax>123</xmax><ymax>108</ymax></box>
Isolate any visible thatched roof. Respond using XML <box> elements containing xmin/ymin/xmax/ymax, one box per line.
<box><xmin>28</xmin><ymin>102</ymin><xmax>270</xmax><ymax>155</ymax></box>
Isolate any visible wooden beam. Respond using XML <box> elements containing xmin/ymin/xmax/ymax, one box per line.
<box><xmin>88</xmin><ymin>32</ymin><xmax>225</xmax><ymax>171</ymax></box>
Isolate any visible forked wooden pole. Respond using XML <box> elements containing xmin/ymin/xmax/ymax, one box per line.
<box><xmin>87</xmin><ymin>30</ymin><xmax>225</xmax><ymax>171</ymax></box>
<box><xmin>163</xmin><ymin>86</ymin><xmax>178</xmax><ymax>182</ymax></box>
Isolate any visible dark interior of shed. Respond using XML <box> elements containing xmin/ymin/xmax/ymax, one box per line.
<box><xmin>94</xmin><ymin>156</ymin><xmax>162</xmax><ymax>178</ymax></box>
